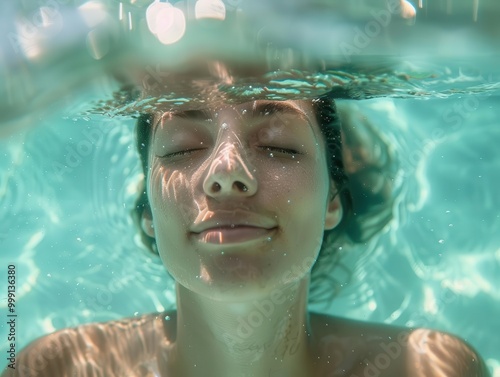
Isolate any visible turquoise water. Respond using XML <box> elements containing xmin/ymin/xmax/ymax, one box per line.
<box><xmin>1</xmin><ymin>95</ymin><xmax>499</xmax><ymax>374</ymax></box>
<box><xmin>1</xmin><ymin>0</ymin><xmax>500</xmax><ymax>375</ymax></box>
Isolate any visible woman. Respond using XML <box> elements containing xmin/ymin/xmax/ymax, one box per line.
<box><xmin>4</xmin><ymin>97</ymin><xmax>488</xmax><ymax>377</ymax></box>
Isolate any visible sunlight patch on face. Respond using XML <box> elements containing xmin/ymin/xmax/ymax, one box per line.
<box><xmin>162</xmin><ymin>169</ymin><xmax>190</xmax><ymax>203</ymax></box>
<box><xmin>193</xmin><ymin>206</ymin><xmax>213</xmax><ymax>225</ymax></box>
<box><xmin>204</xmin><ymin>140</ymin><xmax>256</xmax><ymax>186</ymax></box>
<box><xmin>199</xmin><ymin>265</ymin><xmax>212</xmax><ymax>284</ymax></box>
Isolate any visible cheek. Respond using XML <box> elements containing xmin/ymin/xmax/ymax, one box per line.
<box><xmin>148</xmin><ymin>163</ymin><xmax>194</xmax><ymax>235</ymax></box>
<box><xmin>272</xmin><ymin>161</ymin><xmax>328</xmax><ymax>209</ymax></box>
<box><xmin>280</xmin><ymin>163</ymin><xmax>329</xmax><ymax>245</ymax></box>
<box><xmin>148</xmin><ymin>164</ymin><xmax>201</xmax><ymax>283</ymax></box>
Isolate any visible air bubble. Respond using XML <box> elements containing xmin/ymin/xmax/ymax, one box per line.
<box><xmin>221</xmin><ymin>122</ymin><xmax>228</xmax><ymax>129</ymax></box>
<box><xmin>438</xmin><ymin>239</ymin><xmax>444</xmax><ymax>244</ymax></box>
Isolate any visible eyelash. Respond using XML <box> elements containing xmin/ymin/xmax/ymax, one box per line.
<box><xmin>161</xmin><ymin>146</ymin><xmax>300</xmax><ymax>159</ymax></box>
<box><xmin>261</xmin><ymin>146</ymin><xmax>300</xmax><ymax>156</ymax></box>
<box><xmin>161</xmin><ymin>149</ymin><xmax>204</xmax><ymax>158</ymax></box>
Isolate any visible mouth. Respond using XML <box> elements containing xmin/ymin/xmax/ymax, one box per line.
<box><xmin>191</xmin><ymin>226</ymin><xmax>278</xmax><ymax>245</ymax></box>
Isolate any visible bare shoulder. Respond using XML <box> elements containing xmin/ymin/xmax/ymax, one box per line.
<box><xmin>404</xmin><ymin>327</ymin><xmax>489</xmax><ymax>377</ymax></box>
<box><xmin>1</xmin><ymin>312</ymin><xmax>176</xmax><ymax>377</ymax></box>
<box><xmin>310</xmin><ymin>312</ymin><xmax>489</xmax><ymax>377</ymax></box>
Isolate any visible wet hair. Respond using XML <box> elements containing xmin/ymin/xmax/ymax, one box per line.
<box><xmin>132</xmin><ymin>96</ymin><xmax>394</xmax><ymax>304</ymax></box>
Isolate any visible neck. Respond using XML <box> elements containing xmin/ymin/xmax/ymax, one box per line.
<box><xmin>167</xmin><ymin>277</ymin><xmax>316</xmax><ymax>377</ymax></box>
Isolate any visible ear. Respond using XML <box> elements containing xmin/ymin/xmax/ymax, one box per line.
<box><xmin>141</xmin><ymin>205</ymin><xmax>156</xmax><ymax>238</ymax></box>
<box><xmin>324</xmin><ymin>185</ymin><xmax>343</xmax><ymax>231</ymax></box>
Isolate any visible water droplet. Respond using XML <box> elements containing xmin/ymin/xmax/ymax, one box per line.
<box><xmin>165</xmin><ymin>315</ymin><xmax>171</xmax><ymax>320</ymax></box>
<box><xmin>287</xmin><ymin>199</ymin><xmax>291</xmax><ymax>204</ymax></box>
<box><xmin>47</xmin><ymin>273</ymin><xmax>52</xmax><ymax>278</ymax></box>
<box><xmin>241</xmin><ymin>109</ymin><xmax>247</xmax><ymax>114</ymax></box>
<box><xmin>269</xmin><ymin>153</ymin><xmax>274</xmax><ymax>158</ymax></box>
<box><xmin>134</xmin><ymin>312</ymin><xmax>139</xmax><ymax>316</ymax></box>
<box><xmin>221</xmin><ymin>251</ymin><xmax>224</xmax><ymax>255</ymax></box>
<box><xmin>76</xmin><ymin>237</ymin><xmax>81</xmax><ymax>241</ymax></box>
<box><xmin>283</xmin><ymin>253</ymin><xmax>287</xmax><ymax>256</ymax></box>
<box><xmin>438</xmin><ymin>239</ymin><xmax>444</xmax><ymax>244</ymax></box>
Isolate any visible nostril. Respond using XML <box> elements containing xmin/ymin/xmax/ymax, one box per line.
<box><xmin>235</xmin><ymin>181</ymin><xmax>248</xmax><ymax>192</ymax></box>
<box><xmin>212</xmin><ymin>182</ymin><xmax>221</xmax><ymax>192</ymax></box>
<box><xmin>210</xmin><ymin>181</ymin><xmax>249</xmax><ymax>194</ymax></box>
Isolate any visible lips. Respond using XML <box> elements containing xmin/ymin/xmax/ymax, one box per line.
<box><xmin>190</xmin><ymin>211</ymin><xmax>278</xmax><ymax>245</ymax></box>
<box><xmin>194</xmin><ymin>226</ymin><xmax>277</xmax><ymax>244</ymax></box>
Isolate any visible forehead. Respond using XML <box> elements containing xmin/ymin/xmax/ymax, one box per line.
<box><xmin>151</xmin><ymin>99</ymin><xmax>318</xmax><ymax>132</ymax></box>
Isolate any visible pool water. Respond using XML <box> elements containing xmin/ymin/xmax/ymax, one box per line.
<box><xmin>2</xmin><ymin>94</ymin><xmax>499</xmax><ymax>374</ymax></box>
<box><xmin>1</xmin><ymin>0</ymin><xmax>500</xmax><ymax>375</ymax></box>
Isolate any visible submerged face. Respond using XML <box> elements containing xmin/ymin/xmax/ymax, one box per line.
<box><xmin>141</xmin><ymin>100</ymin><xmax>342</xmax><ymax>300</ymax></box>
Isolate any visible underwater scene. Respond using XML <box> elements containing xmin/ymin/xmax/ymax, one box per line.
<box><xmin>1</xmin><ymin>0</ymin><xmax>499</xmax><ymax>376</ymax></box>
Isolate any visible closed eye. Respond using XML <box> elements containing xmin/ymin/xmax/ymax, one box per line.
<box><xmin>261</xmin><ymin>146</ymin><xmax>300</xmax><ymax>155</ymax></box>
<box><xmin>160</xmin><ymin>146</ymin><xmax>299</xmax><ymax>159</ymax></box>
<box><xmin>160</xmin><ymin>149</ymin><xmax>205</xmax><ymax>158</ymax></box>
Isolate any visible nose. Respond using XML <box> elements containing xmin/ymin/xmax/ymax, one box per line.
<box><xmin>203</xmin><ymin>141</ymin><xmax>257</xmax><ymax>198</ymax></box>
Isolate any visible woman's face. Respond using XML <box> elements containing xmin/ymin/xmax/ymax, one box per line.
<box><xmin>142</xmin><ymin>100</ymin><xmax>342</xmax><ymax>300</ymax></box>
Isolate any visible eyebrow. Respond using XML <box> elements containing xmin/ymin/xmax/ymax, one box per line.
<box><xmin>251</xmin><ymin>101</ymin><xmax>308</xmax><ymax>120</ymax></box>
<box><xmin>167</xmin><ymin>101</ymin><xmax>309</xmax><ymax>122</ymax></box>
<box><xmin>170</xmin><ymin>109</ymin><xmax>212</xmax><ymax>121</ymax></box>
